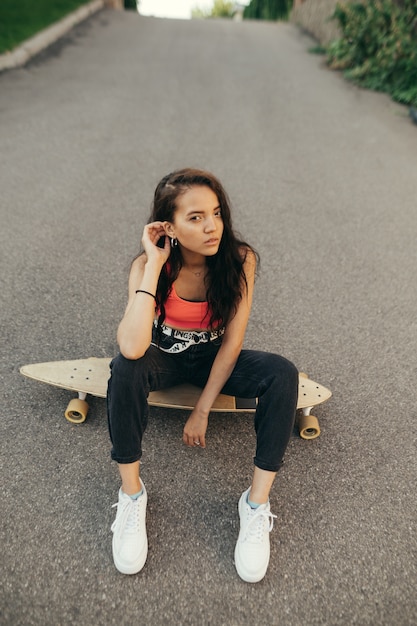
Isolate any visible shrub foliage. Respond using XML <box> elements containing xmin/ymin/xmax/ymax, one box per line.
<box><xmin>192</xmin><ymin>1</ymin><xmax>235</xmax><ymax>18</ymax></box>
<box><xmin>243</xmin><ymin>0</ymin><xmax>292</xmax><ymax>21</ymax></box>
<box><xmin>326</xmin><ymin>0</ymin><xmax>417</xmax><ymax>107</ymax></box>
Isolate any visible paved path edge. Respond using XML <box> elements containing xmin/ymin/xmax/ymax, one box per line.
<box><xmin>0</xmin><ymin>0</ymin><xmax>105</xmax><ymax>72</ymax></box>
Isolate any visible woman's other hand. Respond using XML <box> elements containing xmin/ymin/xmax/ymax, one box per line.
<box><xmin>183</xmin><ymin>408</ymin><xmax>208</xmax><ymax>448</ymax></box>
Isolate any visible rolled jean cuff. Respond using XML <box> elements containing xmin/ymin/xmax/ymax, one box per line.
<box><xmin>254</xmin><ymin>457</ymin><xmax>284</xmax><ymax>473</ymax></box>
<box><xmin>110</xmin><ymin>451</ymin><xmax>143</xmax><ymax>464</ymax></box>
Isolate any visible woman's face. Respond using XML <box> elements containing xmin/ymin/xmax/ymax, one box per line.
<box><xmin>165</xmin><ymin>186</ymin><xmax>224</xmax><ymax>257</ymax></box>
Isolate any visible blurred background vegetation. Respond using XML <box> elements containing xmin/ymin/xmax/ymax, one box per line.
<box><xmin>0</xmin><ymin>0</ymin><xmax>92</xmax><ymax>54</ymax></box>
<box><xmin>243</xmin><ymin>0</ymin><xmax>292</xmax><ymax>20</ymax></box>
<box><xmin>192</xmin><ymin>0</ymin><xmax>292</xmax><ymax>20</ymax></box>
<box><xmin>192</xmin><ymin>0</ymin><xmax>236</xmax><ymax>18</ymax></box>
<box><xmin>327</xmin><ymin>1</ymin><xmax>417</xmax><ymax>107</ymax></box>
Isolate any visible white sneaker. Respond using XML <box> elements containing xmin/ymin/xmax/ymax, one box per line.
<box><xmin>111</xmin><ymin>481</ymin><xmax>148</xmax><ymax>575</ymax></box>
<box><xmin>234</xmin><ymin>487</ymin><xmax>277</xmax><ymax>583</ymax></box>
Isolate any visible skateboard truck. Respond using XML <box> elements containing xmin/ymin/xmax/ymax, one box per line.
<box><xmin>65</xmin><ymin>392</ymin><xmax>89</xmax><ymax>424</ymax></box>
<box><xmin>298</xmin><ymin>406</ymin><xmax>320</xmax><ymax>439</ymax></box>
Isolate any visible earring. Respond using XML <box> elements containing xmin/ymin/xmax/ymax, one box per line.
<box><xmin>170</xmin><ymin>237</ymin><xmax>178</xmax><ymax>248</ymax></box>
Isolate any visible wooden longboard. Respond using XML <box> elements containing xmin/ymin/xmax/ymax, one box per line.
<box><xmin>20</xmin><ymin>357</ymin><xmax>331</xmax><ymax>439</ymax></box>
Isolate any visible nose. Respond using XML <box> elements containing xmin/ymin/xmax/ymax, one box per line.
<box><xmin>204</xmin><ymin>216</ymin><xmax>216</xmax><ymax>232</ymax></box>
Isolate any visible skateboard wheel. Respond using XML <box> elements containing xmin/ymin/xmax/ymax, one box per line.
<box><xmin>299</xmin><ymin>372</ymin><xmax>309</xmax><ymax>379</ymax></box>
<box><xmin>65</xmin><ymin>398</ymin><xmax>89</xmax><ymax>424</ymax></box>
<box><xmin>298</xmin><ymin>414</ymin><xmax>320</xmax><ymax>440</ymax></box>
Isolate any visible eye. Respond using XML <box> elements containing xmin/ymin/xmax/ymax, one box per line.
<box><xmin>214</xmin><ymin>209</ymin><xmax>222</xmax><ymax>218</ymax></box>
<box><xmin>189</xmin><ymin>215</ymin><xmax>202</xmax><ymax>221</ymax></box>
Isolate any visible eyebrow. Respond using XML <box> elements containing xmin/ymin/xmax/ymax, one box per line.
<box><xmin>187</xmin><ymin>205</ymin><xmax>221</xmax><ymax>215</ymax></box>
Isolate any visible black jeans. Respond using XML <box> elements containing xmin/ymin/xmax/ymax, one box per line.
<box><xmin>107</xmin><ymin>338</ymin><xmax>298</xmax><ymax>472</ymax></box>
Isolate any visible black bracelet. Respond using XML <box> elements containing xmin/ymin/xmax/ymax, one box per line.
<box><xmin>135</xmin><ymin>289</ymin><xmax>156</xmax><ymax>301</ymax></box>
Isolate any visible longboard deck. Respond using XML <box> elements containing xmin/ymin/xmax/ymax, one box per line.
<box><xmin>20</xmin><ymin>357</ymin><xmax>332</xmax><ymax>412</ymax></box>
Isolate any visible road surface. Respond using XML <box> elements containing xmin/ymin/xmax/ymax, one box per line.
<box><xmin>1</xmin><ymin>9</ymin><xmax>416</xmax><ymax>625</ymax></box>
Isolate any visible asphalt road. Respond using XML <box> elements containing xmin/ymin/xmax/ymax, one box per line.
<box><xmin>1</xmin><ymin>9</ymin><xmax>416</xmax><ymax>626</ymax></box>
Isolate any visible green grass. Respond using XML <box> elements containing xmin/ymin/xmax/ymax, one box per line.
<box><xmin>0</xmin><ymin>0</ymin><xmax>93</xmax><ymax>54</ymax></box>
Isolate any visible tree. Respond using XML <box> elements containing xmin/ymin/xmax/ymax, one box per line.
<box><xmin>192</xmin><ymin>1</ymin><xmax>235</xmax><ymax>19</ymax></box>
<box><xmin>243</xmin><ymin>0</ymin><xmax>291</xmax><ymax>21</ymax></box>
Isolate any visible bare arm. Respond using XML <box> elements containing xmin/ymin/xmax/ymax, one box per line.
<box><xmin>117</xmin><ymin>222</ymin><xmax>171</xmax><ymax>359</ymax></box>
<box><xmin>182</xmin><ymin>249</ymin><xmax>257</xmax><ymax>447</ymax></box>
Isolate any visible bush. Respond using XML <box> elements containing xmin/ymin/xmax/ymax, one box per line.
<box><xmin>243</xmin><ymin>0</ymin><xmax>292</xmax><ymax>21</ymax></box>
<box><xmin>326</xmin><ymin>0</ymin><xmax>417</xmax><ymax>107</ymax></box>
<box><xmin>192</xmin><ymin>1</ymin><xmax>235</xmax><ymax>19</ymax></box>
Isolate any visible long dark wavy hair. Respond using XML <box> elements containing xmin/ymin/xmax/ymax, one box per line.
<box><xmin>143</xmin><ymin>168</ymin><xmax>259</xmax><ymax>331</ymax></box>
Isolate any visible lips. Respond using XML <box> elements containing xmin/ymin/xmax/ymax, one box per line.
<box><xmin>204</xmin><ymin>238</ymin><xmax>219</xmax><ymax>245</ymax></box>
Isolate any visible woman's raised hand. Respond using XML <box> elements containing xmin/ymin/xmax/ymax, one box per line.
<box><xmin>142</xmin><ymin>222</ymin><xmax>171</xmax><ymax>265</ymax></box>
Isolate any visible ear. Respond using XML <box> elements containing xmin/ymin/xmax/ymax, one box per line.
<box><xmin>163</xmin><ymin>221</ymin><xmax>175</xmax><ymax>238</ymax></box>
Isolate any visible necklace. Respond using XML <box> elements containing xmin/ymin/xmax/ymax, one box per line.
<box><xmin>188</xmin><ymin>266</ymin><xmax>205</xmax><ymax>277</ymax></box>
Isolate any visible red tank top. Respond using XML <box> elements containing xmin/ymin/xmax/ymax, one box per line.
<box><xmin>163</xmin><ymin>283</ymin><xmax>213</xmax><ymax>330</ymax></box>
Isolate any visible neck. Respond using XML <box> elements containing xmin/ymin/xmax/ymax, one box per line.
<box><xmin>180</xmin><ymin>248</ymin><xmax>207</xmax><ymax>272</ymax></box>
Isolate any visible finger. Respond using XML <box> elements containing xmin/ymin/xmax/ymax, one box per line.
<box><xmin>146</xmin><ymin>220</ymin><xmax>164</xmax><ymax>230</ymax></box>
<box><xmin>183</xmin><ymin>432</ymin><xmax>194</xmax><ymax>447</ymax></box>
<box><xmin>164</xmin><ymin>234</ymin><xmax>171</xmax><ymax>253</ymax></box>
<box><xmin>150</xmin><ymin>229</ymin><xmax>165</xmax><ymax>245</ymax></box>
<box><xmin>144</xmin><ymin>223</ymin><xmax>165</xmax><ymax>241</ymax></box>
<box><xmin>191</xmin><ymin>434</ymin><xmax>201</xmax><ymax>447</ymax></box>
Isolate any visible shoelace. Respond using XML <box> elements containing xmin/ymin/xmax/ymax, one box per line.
<box><xmin>111</xmin><ymin>497</ymin><xmax>142</xmax><ymax>540</ymax></box>
<box><xmin>243</xmin><ymin>508</ymin><xmax>277</xmax><ymax>543</ymax></box>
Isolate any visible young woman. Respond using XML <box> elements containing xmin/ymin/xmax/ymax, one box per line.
<box><xmin>107</xmin><ymin>168</ymin><xmax>298</xmax><ymax>583</ymax></box>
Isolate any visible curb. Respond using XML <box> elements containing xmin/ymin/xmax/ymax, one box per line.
<box><xmin>0</xmin><ymin>0</ymin><xmax>105</xmax><ymax>72</ymax></box>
